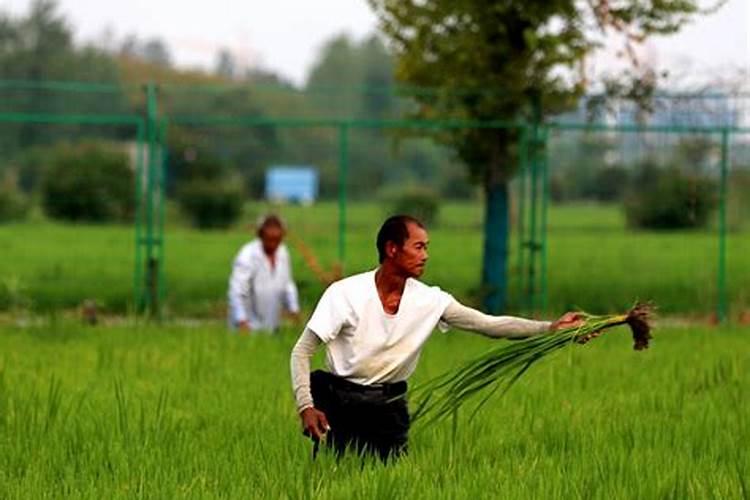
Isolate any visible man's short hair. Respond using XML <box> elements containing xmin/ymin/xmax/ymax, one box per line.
<box><xmin>256</xmin><ymin>214</ymin><xmax>285</xmax><ymax>237</ymax></box>
<box><xmin>376</xmin><ymin>215</ymin><xmax>425</xmax><ymax>263</ymax></box>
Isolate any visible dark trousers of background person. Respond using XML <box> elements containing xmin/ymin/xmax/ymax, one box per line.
<box><xmin>310</xmin><ymin>369</ymin><xmax>409</xmax><ymax>462</ymax></box>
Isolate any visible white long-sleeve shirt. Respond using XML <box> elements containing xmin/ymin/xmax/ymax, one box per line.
<box><xmin>227</xmin><ymin>239</ymin><xmax>299</xmax><ymax>331</ymax></box>
<box><xmin>289</xmin><ymin>271</ymin><xmax>552</xmax><ymax>412</ymax></box>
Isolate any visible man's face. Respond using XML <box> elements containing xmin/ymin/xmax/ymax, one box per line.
<box><xmin>260</xmin><ymin>225</ymin><xmax>284</xmax><ymax>255</ymax></box>
<box><xmin>391</xmin><ymin>223</ymin><xmax>429</xmax><ymax>278</ymax></box>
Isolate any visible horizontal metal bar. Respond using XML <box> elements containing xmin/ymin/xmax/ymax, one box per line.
<box><xmin>5</xmin><ymin>79</ymin><xmax>749</xmax><ymax>100</ymax></box>
<box><xmin>0</xmin><ymin>79</ymin><xmax>129</xmax><ymax>93</ymax></box>
<box><xmin>167</xmin><ymin>115</ymin><xmax>523</xmax><ymax>129</ymax></box>
<box><xmin>0</xmin><ymin>112</ymin><xmax>143</xmax><ymax>126</ymax></box>
<box><xmin>548</xmin><ymin>122</ymin><xmax>750</xmax><ymax>135</ymax></box>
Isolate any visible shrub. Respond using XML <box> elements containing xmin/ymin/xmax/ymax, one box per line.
<box><xmin>382</xmin><ymin>186</ymin><xmax>441</xmax><ymax>226</ymax></box>
<box><xmin>41</xmin><ymin>142</ymin><xmax>134</xmax><ymax>222</ymax></box>
<box><xmin>728</xmin><ymin>170</ymin><xmax>750</xmax><ymax>231</ymax></box>
<box><xmin>0</xmin><ymin>182</ymin><xmax>28</xmax><ymax>223</ymax></box>
<box><xmin>587</xmin><ymin>165</ymin><xmax>630</xmax><ymax>202</ymax></box>
<box><xmin>624</xmin><ymin>166</ymin><xmax>718</xmax><ymax>230</ymax></box>
<box><xmin>176</xmin><ymin>180</ymin><xmax>244</xmax><ymax>229</ymax></box>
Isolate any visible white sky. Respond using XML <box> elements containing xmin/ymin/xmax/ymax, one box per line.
<box><xmin>1</xmin><ymin>0</ymin><xmax>748</xmax><ymax>87</ymax></box>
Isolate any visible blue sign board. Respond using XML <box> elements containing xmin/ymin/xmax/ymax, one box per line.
<box><xmin>265</xmin><ymin>166</ymin><xmax>318</xmax><ymax>204</ymax></box>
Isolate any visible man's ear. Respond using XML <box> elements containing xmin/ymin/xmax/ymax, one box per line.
<box><xmin>385</xmin><ymin>240</ymin><xmax>398</xmax><ymax>259</ymax></box>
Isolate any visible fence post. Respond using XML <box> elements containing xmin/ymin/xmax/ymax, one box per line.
<box><xmin>517</xmin><ymin>126</ymin><xmax>529</xmax><ymax>311</ymax></box>
<box><xmin>157</xmin><ymin>118</ymin><xmax>169</xmax><ymax>313</ymax></box>
<box><xmin>539</xmin><ymin>126</ymin><xmax>550</xmax><ymax>313</ymax></box>
<box><xmin>134</xmin><ymin>120</ymin><xmax>145</xmax><ymax>311</ymax></box>
<box><xmin>338</xmin><ymin>123</ymin><xmax>349</xmax><ymax>270</ymax></box>
<box><xmin>143</xmin><ymin>82</ymin><xmax>161</xmax><ymax>317</ymax></box>
<box><xmin>717</xmin><ymin>128</ymin><xmax>730</xmax><ymax>323</ymax></box>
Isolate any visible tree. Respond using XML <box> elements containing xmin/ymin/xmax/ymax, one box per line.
<box><xmin>0</xmin><ymin>0</ymin><xmax>124</xmax><ymax>156</ymax></box>
<box><xmin>214</xmin><ymin>48</ymin><xmax>237</xmax><ymax>79</ymax></box>
<box><xmin>368</xmin><ymin>0</ymin><xmax>724</xmax><ymax>312</ymax></box>
<box><xmin>119</xmin><ymin>34</ymin><xmax>172</xmax><ymax>67</ymax></box>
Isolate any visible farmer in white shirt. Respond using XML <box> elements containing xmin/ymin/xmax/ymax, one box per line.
<box><xmin>290</xmin><ymin>215</ymin><xmax>582</xmax><ymax>460</ymax></box>
<box><xmin>227</xmin><ymin>214</ymin><xmax>300</xmax><ymax>333</ymax></box>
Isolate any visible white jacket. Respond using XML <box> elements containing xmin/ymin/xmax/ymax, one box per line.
<box><xmin>227</xmin><ymin>239</ymin><xmax>299</xmax><ymax>331</ymax></box>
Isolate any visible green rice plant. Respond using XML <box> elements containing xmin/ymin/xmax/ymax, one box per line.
<box><xmin>410</xmin><ymin>303</ymin><xmax>654</xmax><ymax>427</ymax></box>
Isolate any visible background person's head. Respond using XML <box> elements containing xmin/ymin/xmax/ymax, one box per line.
<box><xmin>376</xmin><ymin>215</ymin><xmax>429</xmax><ymax>277</ymax></box>
<box><xmin>257</xmin><ymin>214</ymin><xmax>286</xmax><ymax>255</ymax></box>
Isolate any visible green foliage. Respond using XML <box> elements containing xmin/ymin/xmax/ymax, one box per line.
<box><xmin>369</xmin><ymin>0</ymin><xmax>713</xmax><ymax>180</ymax></box>
<box><xmin>0</xmin><ymin>322</ymin><xmax>747</xmax><ymax>497</ymax></box>
<box><xmin>369</xmin><ymin>0</ymin><xmax>721</xmax><ymax>306</ymax></box>
<box><xmin>549</xmin><ymin>134</ymin><xmax>631</xmax><ymax>202</ymax></box>
<box><xmin>0</xmin><ymin>202</ymin><xmax>747</xmax><ymax>315</ymax></box>
<box><xmin>0</xmin><ymin>0</ymin><xmax>124</xmax><ymax>100</ymax></box>
<box><xmin>0</xmin><ymin>182</ymin><xmax>28</xmax><ymax>223</ymax></box>
<box><xmin>306</xmin><ymin>34</ymin><xmax>399</xmax><ymax>119</ymax></box>
<box><xmin>590</xmin><ymin>166</ymin><xmax>631</xmax><ymax>201</ymax></box>
<box><xmin>176</xmin><ymin>180</ymin><xmax>244</xmax><ymax>230</ymax></box>
<box><xmin>382</xmin><ymin>186</ymin><xmax>441</xmax><ymax>226</ymax></box>
<box><xmin>728</xmin><ymin>169</ymin><xmax>750</xmax><ymax>231</ymax></box>
<box><xmin>552</xmin><ymin>164</ymin><xmax>631</xmax><ymax>202</ymax></box>
<box><xmin>170</xmin><ymin>146</ymin><xmax>245</xmax><ymax>229</ymax></box>
<box><xmin>0</xmin><ymin>1</ymin><xmax>128</xmax><ymax>159</ymax></box>
<box><xmin>305</xmin><ymin>35</ymin><xmax>475</xmax><ymax>200</ymax></box>
<box><xmin>624</xmin><ymin>165</ymin><xmax>718</xmax><ymax>230</ymax></box>
<box><xmin>41</xmin><ymin>142</ymin><xmax>134</xmax><ymax>222</ymax></box>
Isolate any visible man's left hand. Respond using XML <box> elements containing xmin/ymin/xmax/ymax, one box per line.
<box><xmin>551</xmin><ymin>311</ymin><xmax>585</xmax><ymax>331</ymax></box>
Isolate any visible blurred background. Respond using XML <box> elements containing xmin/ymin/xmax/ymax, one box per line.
<box><xmin>0</xmin><ymin>0</ymin><xmax>748</xmax><ymax>322</ymax></box>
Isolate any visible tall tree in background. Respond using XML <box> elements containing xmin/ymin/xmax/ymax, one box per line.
<box><xmin>306</xmin><ymin>34</ymin><xmax>397</xmax><ymax>118</ymax></box>
<box><xmin>214</xmin><ymin>48</ymin><xmax>237</xmax><ymax>79</ymax></box>
<box><xmin>368</xmin><ymin>0</ymin><xmax>724</xmax><ymax>312</ymax></box>
<box><xmin>0</xmin><ymin>0</ymin><xmax>124</xmax><ymax>153</ymax></box>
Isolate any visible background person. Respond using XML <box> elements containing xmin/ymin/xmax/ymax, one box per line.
<box><xmin>227</xmin><ymin>214</ymin><xmax>300</xmax><ymax>333</ymax></box>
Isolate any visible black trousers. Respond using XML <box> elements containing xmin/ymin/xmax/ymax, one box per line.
<box><xmin>310</xmin><ymin>370</ymin><xmax>409</xmax><ymax>461</ymax></box>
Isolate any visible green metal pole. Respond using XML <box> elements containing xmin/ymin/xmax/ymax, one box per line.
<box><xmin>717</xmin><ymin>129</ymin><xmax>730</xmax><ymax>323</ymax></box>
<box><xmin>338</xmin><ymin>124</ymin><xmax>349</xmax><ymax>269</ymax></box>
<box><xmin>517</xmin><ymin>127</ymin><xmax>529</xmax><ymax>312</ymax></box>
<box><xmin>134</xmin><ymin>121</ymin><xmax>145</xmax><ymax>310</ymax></box>
<box><xmin>539</xmin><ymin>126</ymin><xmax>550</xmax><ymax>313</ymax></box>
<box><xmin>145</xmin><ymin>82</ymin><xmax>158</xmax><ymax>315</ymax></box>
<box><xmin>157</xmin><ymin>119</ymin><xmax>169</xmax><ymax>315</ymax></box>
<box><xmin>528</xmin><ymin>124</ymin><xmax>539</xmax><ymax>313</ymax></box>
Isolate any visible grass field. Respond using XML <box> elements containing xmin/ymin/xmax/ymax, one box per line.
<box><xmin>0</xmin><ymin>321</ymin><xmax>747</xmax><ymax>498</ymax></box>
<box><xmin>1</xmin><ymin>202</ymin><xmax>748</xmax><ymax>318</ymax></box>
<box><xmin>1</xmin><ymin>201</ymin><xmax>747</xmax><ymax>498</ymax></box>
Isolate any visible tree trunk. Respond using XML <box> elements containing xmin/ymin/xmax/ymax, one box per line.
<box><xmin>481</xmin><ymin>180</ymin><xmax>510</xmax><ymax>314</ymax></box>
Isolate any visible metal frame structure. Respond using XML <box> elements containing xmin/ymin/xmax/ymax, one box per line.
<box><xmin>1</xmin><ymin>79</ymin><xmax>747</xmax><ymax>320</ymax></box>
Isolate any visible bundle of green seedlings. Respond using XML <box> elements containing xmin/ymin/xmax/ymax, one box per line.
<box><xmin>409</xmin><ymin>303</ymin><xmax>653</xmax><ymax>427</ymax></box>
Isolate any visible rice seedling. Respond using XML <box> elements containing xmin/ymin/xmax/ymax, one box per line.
<box><xmin>409</xmin><ymin>303</ymin><xmax>654</xmax><ymax>427</ymax></box>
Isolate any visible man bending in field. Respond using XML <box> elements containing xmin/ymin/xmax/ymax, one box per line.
<box><xmin>290</xmin><ymin>215</ymin><xmax>581</xmax><ymax>460</ymax></box>
<box><xmin>227</xmin><ymin>214</ymin><xmax>300</xmax><ymax>333</ymax></box>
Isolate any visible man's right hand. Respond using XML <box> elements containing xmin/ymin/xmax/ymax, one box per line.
<box><xmin>300</xmin><ymin>407</ymin><xmax>330</xmax><ymax>441</ymax></box>
<box><xmin>237</xmin><ymin>320</ymin><xmax>252</xmax><ymax>334</ymax></box>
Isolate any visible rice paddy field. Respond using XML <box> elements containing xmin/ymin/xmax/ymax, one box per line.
<box><xmin>0</xmin><ymin>202</ymin><xmax>748</xmax><ymax>318</ymax></box>
<box><xmin>0</xmin><ymin>322</ymin><xmax>747</xmax><ymax>498</ymax></box>
<box><xmin>0</xmin><ymin>201</ymin><xmax>748</xmax><ymax>498</ymax></box>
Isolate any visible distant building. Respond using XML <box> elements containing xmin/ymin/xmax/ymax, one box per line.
<box><xmin>265</xmin><ymin>166</ymin><xmax>318</xmax><ymax>204</ymax></box>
